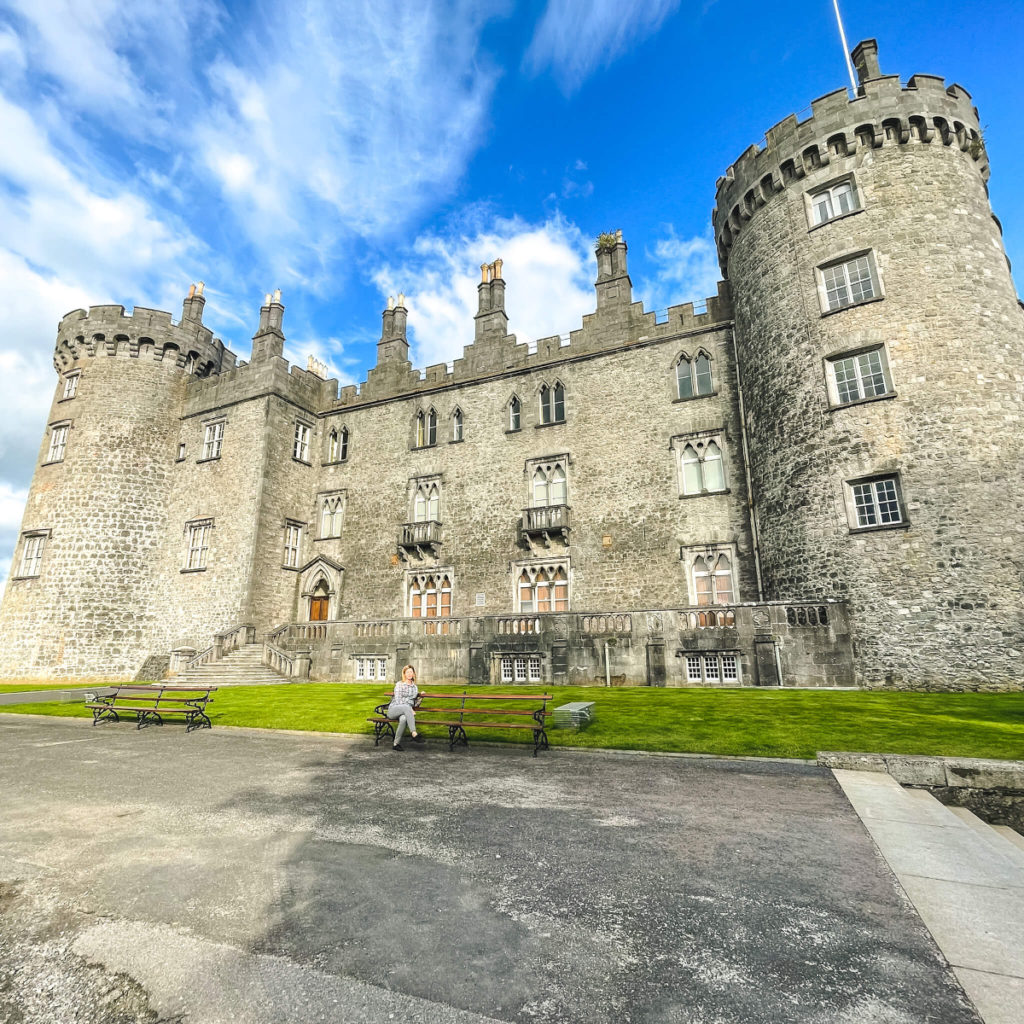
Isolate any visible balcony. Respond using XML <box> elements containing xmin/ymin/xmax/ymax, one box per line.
<box><xmin>520</xmin><ymin>504</ymin><xmax>570</xmax><ymax>547</ymax></box>
<box><xmin>398</xmin><ymin>520</ymin><xmax>442</xmax><ymax>561</ymax></box>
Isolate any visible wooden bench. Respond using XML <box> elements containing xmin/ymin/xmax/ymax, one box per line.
<box><xmin>368</xmin><ymin>691</ymin><xmax>553</xmax><ymax>756</ymax></box>
<box><xmin>86</xmin><ymin>684</ymin><xmax>216</xmax><ymax>732</ymax></box>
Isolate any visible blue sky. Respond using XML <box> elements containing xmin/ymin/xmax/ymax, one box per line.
<box><xmin>1</xmin><ymin>0</ymin><xmax>1022</xmax><ymax>581</ymax></box>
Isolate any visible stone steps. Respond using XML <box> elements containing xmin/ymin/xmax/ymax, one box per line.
<box><xmin>173</xmin><ymin>644</ymin><xmax>293</xmax><ymax>687</ymax></box>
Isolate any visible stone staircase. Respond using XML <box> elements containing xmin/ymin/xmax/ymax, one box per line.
<box><xmin>172</xmin><ymin>643</ymin><xmax>293</xmax><ymax>687</ymax></box>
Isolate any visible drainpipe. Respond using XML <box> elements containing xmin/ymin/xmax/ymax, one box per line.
<box><xmin>729</xmin><ymin>327</ymin><xmax>764</xmax><ymax>601</ymax></box>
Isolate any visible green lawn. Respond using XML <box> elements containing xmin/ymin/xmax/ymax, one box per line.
<box><xmin>1</xmin><ymin>684</ymin><xmax>1022</xmax><ymax>760</ymax></box>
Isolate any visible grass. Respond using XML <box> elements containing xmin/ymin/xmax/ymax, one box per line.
<box><xmin>1</xmin><ymin>684</ymin><xmax>1022</xmax><ymax>761</ymax></box>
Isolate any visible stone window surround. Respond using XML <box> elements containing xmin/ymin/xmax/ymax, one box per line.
<box><xmin>282</xmin><ymin>519</ymin><xmax>306</xmax><ymax>570</ymax></box>
<box><xmin>407</xmin><ymin>566</ymin><xmax>455</xmax><ymax>618</ymax></box>
<box><xmin>181</xmin><ymin>518</ymin><xmax>213</xmax><ymax>573</ymax></box>
<box><xmin>512</xmin><ymin>556</ymin><xmax>570</xmax><ymax>613</ymax></box>
<box><xmin>450</xmin><ymin>406</ymin><xmax>464</xmax><ymax>443</ymax></box>
<box><xmin>805</xmin><ymin>172</ymin><xmax>863</xmax><ymax>231</ymax></box>
<box><xmin>816</xmin><ymin>249</ymin><xmax>884</xmax><ymax>316</ymax></box>
<box><xmin>293</xmin><ymin>419</ymin><xmax>314</xmax><ymax>465</ymax></box>
<box><xmin>526</xmin><ymin>453</ymin><xmax>569</xmax><ymax>508</ymax></box>
<box><xmin>354</xmin><ymin>655</ymin><xmax>388</xmax><ymax>680</ymax></box>
<box><xmin>300</xmin><ymin>561</ymin><xmax>343</xmax><ymax>620</ymax></box>
<box><xmin>843</xmin><ymin>472</ymin><xmax>910</xmax><ymax>534</ymax></box>
<box><xmin>199</xmin><ymin>416</ymin><xmax>227</xmax><ymax>462</ymax></box>
<box><xmin>679</xmin><ymin>542</ymin><xmax>739</xmax><ymax>607</ymax></box>
<box><xmin>823</xmin><ymin>342</ymin><xmax>896</xmax><ymax>408</ymax></box>
<box><xmin>410</xmin><ymin>474</ymin><xmax>443</xmax><ymax>523</ymax></box>
<box><xmin>43</xmin><ymin>420</ymin><xmax>72</xmax><ymax>465</ymax></box>
<box><xmin>499</xmin><ymin>653</ymin><xmax>543</xmax><ymax>683</ymax></box>
<box><xmin>413</xmin><ymin>407</ymin><xmax>439</xmax><ymax>449</ymax></box>
<box><xmin>683</xmin><ymin>650</ymin><xmax>742</xmax><ymax>684</ymax></box>
<box><xmin>537</xmin><ymin>380</ymin><xmax>566</xmax><ymax>427</ymax></box>
<box><xmin>670</xmin><ymin>428</ymin><xmax>729</xmax><ymax>498</ymax></box>
<box><xmin>11</xmin><ymin>528</ymin><xmax>50</xmax><ymax>580</ymax></box>
<box><xmin>59</xmin><ymin>371</ymin><xmax>81</xmax><ymax>402</ymax></box>
<box><xmin>315</xmin><ymin>489</ymin><xmax>347</xmax><ymax>540</ymax></box>
<box><xmin>507</xmin><ymin>393</ymin><xmax>522</xmax><ymax>433</ymax></box>
<box><xmin>673</xmin><ymin>349</ymin><xmax>715</xmax><ymax>402</ymax></box>
<box><xmin>324</xmin><ymin>424</ymin><xmax>349</xmax><ymax>465</ymax></box>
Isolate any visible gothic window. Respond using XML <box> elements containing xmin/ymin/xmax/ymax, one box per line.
<box><xmin>319</xmin><ymin>495</ymin><xmax>344</xmax><ymax>538</ymax></box>
<box><xmin>183</xmin><ymin>519</ymin><xmax>212</xmax><ymax>571</ymax></box>
<box><xmin>810</xmin><ymin>178</ymin><xmax>860</xmax><ymax>225</ymax></box>
<box><xmin>413</xmin><ymin>481</ymin><xmax>440</xmax><ymax>522</ymax></box>
<box><xmin>849</xmin><ymin>475</ymin><xmax>905</xmax><ymax>529</ymax></box>
<box><xmin>416</xmin><ymin>409</ymin><xmax>438</xmax><ymax>447</ymax></box>
<box><xmin>675</xmin><ymin>352</ymin><xmax>714</xmax><ymax>399</ymax></box>
<box><xmin>676</xmin><ymin>435</ymin><xmax>727</xmax><ymax>495</ymax></box>
<box><xmin>327</xmin><ymin>426</ymin><xmax>349</xmax><ymax>462</ymax></box>
<box><xmin>46</xmin><ymin>424</ymin><xmax>69</xmax><ymax>463</ymax></box>
<box><xmin>508</xmin><ymin>395</ymin><xmax>521</xmax><ymax>432</ymax></box>
<box><xmin>531</xmin><ymin>461</ymin><xmax>567</xmax><ymax>507</ymax></box>
<box><xmin>819</xmin><ymin>253</ymin><xmax>879</xmax><ymax>312</ymax></box>
<box><xmin>516</xmin><ymin>563</ymin><xmax>568</xmax><ymax>613</ymax></box>
<box><xmin>827</xmin><ymin>346</ymin><xmax>893</xmax><ymax>405</ymax></box>
<box><xmin>692</xmin><ymin>554</ymin><xmax>734</xmax><ymax>606</ymax></box>
<box><xmin>202</xmin><ymin>421</ymin><xmax>224</xmax><ymax>460</ymax></box>
<box><xmin>283</xmin><ymin>521</ymin><xmax>302</xmax><ymax>567</ymax></box>
<box><xmin>17</xmin><ymin>532</ymin><xmax>46</xmax><ymax>577</ymax></box>
<box><xmin>539</xmin><ymin>382</ymin><xmax>565</xmax><ymax>424</ymax></box>
<box><xmin>410</xmin><ymin>573</ymin><xmax>452</xmax><ymax>618</ymax></box>
<box><xmin>451</xmin><ymin>408</ymin><xmax>463</xmax><ymax>442</ymax></box>
<box><xmin>293</xmin><ymin>421</ymin><xmax>312</xmax><ymax>462</ymax></box>
<box><xmin>61</xmin><ymin>373</ymin><xmax>80</xmax><ymax>400</ymax></box>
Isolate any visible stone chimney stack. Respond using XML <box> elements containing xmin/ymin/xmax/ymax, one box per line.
<box><xmin>852</xmin><ymin>39</ymin><xmax>882</xmax><ymax>86</ymax></box>
<box><xmin>250</xmin><ymin>288</ymin><xmax>285</xmax><ymax>363</ymax></box>
<box><xmin>594</xmin><ymin>230</ymin><xmax>632</xmax><ymax>310</ymax></box>
<box><xmin>474</xmin><ymin>260</ymin><xmax>508</xmax><ymax>342</ymax></box>
<box><xmin>376</xmin><ymin>293</ymin><xmax>410</xmax><ymax>364</ymax></box>
<box><xmin>181</xmin><ymin>281</ymin><xmax>206</xmax><ymax>324</ymax></box>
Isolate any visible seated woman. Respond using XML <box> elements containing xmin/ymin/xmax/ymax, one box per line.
<box><xmin>388</xmin><ymin>664</ymin><xmax>426</xmax><ymax>751</ymax></box>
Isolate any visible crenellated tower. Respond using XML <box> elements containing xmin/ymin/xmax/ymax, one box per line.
<box><xmin>0</xmin><ymin>287</ymin><xmax>235</xmax><ymax>679</ymax></box>
<box><xmin>713</xmin><ymin>40</ymin><xmax>1024</xmax><ymax>688</ymax></box>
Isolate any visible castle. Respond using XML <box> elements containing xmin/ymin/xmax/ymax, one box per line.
<box><xmin>2</xmin><ymin>41</ymin><xmax>1021</xmax><ymax>690</ymax></box>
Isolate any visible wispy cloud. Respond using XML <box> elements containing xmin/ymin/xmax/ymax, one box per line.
<box><xmin>371</xmin><ymin>214</ymin><xmax>596</xmax><ymax>369</ymax></box>
<box><xmin>525</xmin><ymin>0</ymin><xmax>681</xmax><ymax>94</ymax></box>
<box><xmin>636</xmin><ymin>227</ymin><xmax>722</xmax><ymax>312</ymax></box>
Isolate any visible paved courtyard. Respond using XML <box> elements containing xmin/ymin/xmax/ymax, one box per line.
<box><xmin>0</xmin><ymin>715</ymin><xmax>981</xmax><ymax>1024</ymax></box>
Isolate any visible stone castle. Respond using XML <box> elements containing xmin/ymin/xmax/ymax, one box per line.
<box><xmin>2</xmin><ymin>40</ymin><xmax>1021</xmax><ymax>690</ymax></box>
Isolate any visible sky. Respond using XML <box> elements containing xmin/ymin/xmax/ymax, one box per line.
<box><xmin>0</xmin><ymin>0</ymin><xmax>1022</xmax><ymax>584</ymax></box>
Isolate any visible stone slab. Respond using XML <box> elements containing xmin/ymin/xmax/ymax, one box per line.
<box><xmin>953</xmin><ymin>968</ymin><xmax>1024</xmax><ymax>1024</ymax></box>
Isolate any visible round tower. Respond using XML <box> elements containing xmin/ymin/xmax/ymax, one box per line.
<box><xmin>713</xmin><ymin>40</ymin><xmax>1024</xmax><ymax>689</ymax></box>
<box><xmin>0</xmin><ymin>287</ymin><xmax>230</xmax><ymax>679</ymax></box>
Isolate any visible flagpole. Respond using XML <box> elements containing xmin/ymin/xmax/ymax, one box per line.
<box><xmin>833</xmin><ymin>0</ymin><xmax>858</xmax><ymax>93</ymax></box>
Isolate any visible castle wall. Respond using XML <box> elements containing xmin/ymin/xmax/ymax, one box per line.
<box><xmin>715</xmin><ymin>70</ymin><xmax>1024</xmax><ymax>689</ymax></box>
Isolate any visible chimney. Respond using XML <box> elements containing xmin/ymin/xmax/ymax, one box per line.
<box><xmin>474</xmin><ymin>260</ymin><xmax>509</xmax><ymax>342</ymax></box>
<box><xmin>594</xmin><ymin>230</ymin><xmax>632</xmax><ymax>310</ymax></box>
<box><xmin>250</xmin><ymin>288</ymin><xmax>285</xmax><ymax>363</ymax></box>
<box><xmin>376</xmin><ymin>293</ymin><xmax>410</xmax><ymax>365</ymax></box>
<box><xmin>182</xmin><ymin>281</ymin><xmax>206</xmax><ymax>324</ymax></box>
<box><xmin>851</xmin><ymin>39</ymin><xmax>882</xmax><ymax>86</ymax></box>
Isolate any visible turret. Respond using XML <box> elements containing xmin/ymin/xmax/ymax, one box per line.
<box><xmin>250</xmin><ymin>289</ymin><xmax>285</xmax><ymax>363</ymax></box>
<box><xmin>474</xmin><ymin>260</ymin><xmax>508</xmax><ymax>341</ymax></box>
<box><xmin>594</xmin><ymin>229</ymin><xmax>632</xmax><ymax>310</ymax></box>
<box><xmin>377</xmin><ymin>293</ymin><xmax>410</xmax><ymax>364</ymax></box>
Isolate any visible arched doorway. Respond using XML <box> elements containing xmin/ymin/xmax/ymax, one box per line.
<box><xmin>309</xmin><ymin>579</ymin><xmax>330</xmax><ymax>622</ymax></box>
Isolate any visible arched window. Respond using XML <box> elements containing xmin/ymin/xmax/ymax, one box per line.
<box><xmin>531</xmin><ymin>461</ymin><xmax>568</xmax><ymax>507</ymax></box>
<box><xmin>413</xmin><ymin>482</ymin><xmax>439</xmax><ymax>522</ymax></box>
<box><xmin>552</xmin><ymin>567</ymin><xmax>568</xmax><ymax>611</ymax></box>
<box><xmin>416</xmin><ymin>410</ymin><xmax>437</xmax><ymax>447</ymax></box>
<box><xmin>676</xmin><ymin>352</ymin><xmax>714</xmax><ymax>399</ymax></box>
<box><xmin>533</xmin><ymin>468</ymin><xmax>548</xmax><ymax>506</ymax></box>
<box><xmin>328</xmin><ymin>429</ymin><xmax>340</xmax><ymax>462</ymax></box>
<box><xmin>535</xmin><ymin>569</ymin><xmax>550</xmax><ymax>613</ymax></box>
<box><xmin>416</xmin><ymin>412</ymin><xmax>425</xmax><ymax>447</ymax></box>
<box><xmin>693</xmin><ymin>554</ymin><xmax>733</xmax><ymax>606</ymax></box>
<box><xmin>539</xmin><ymin>382</ymin><xmax>566</xmax><ymax>424</ymax></box>
<box><xmin>518</xmin><ymin>570</ymin><xmax>534</xmax><ymax>612</ymax></box>
<box><xmin>452</xmin><ymin>408</ymin><xmax>463</xmax><ymax>442</ymax></box>
<box><xmin>427</xmin><ymin>409</ymin><xmax>437</xmax><ymax>445</ymax></box>
<box><xmin>509</xmin><ymin>395</ymin><xmax>521</xmax><ymax>431</ymax></box>
<box><xmin>339</xmin><ymin>427</ymin><xmax>349</xmax><ymax>461</ymax></box>
<box><xmin>320</xmin><ymin>495</ymin><xmax>343</xmax><ymax>538</ymax></box>
<box><xmin>515</xmin><ymin>563</ymin><xmax>569</xmax><ymax>613</ymax></box>
<box><xmin>712</xmin><ymin>555</ymin><xmax>734</xmax><ymax>604</ymax></box>
<box><xmin>411</xmin><ymin>578</ymin><xmax>422</xmax><ymax>618</ymax></box>
<box><xmin>679</xmin><ymin>437</ymin><xmax>727</xmax><ymax>495</ymax></box>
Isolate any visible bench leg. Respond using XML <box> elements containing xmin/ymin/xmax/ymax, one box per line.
<box><xmin>136</xmin><ymin>709</ymin><xmax>162</xmax><ymax>730</ymax></box>
<box><xmin>185</xmin><ymin>710</ymin><xmax>212</xmax><ymax>733</ymax></box>
<box><xmin>447</xmin><ymin>725</ymin><xmax>468</xmax><ymax>752</ymax></box>
<box><xmin>533</xmin><ymin>728</ymin><xmax>549</xmax><ymax>757</ymax></box>
<box><xmin>373</xmin><ymin>721</ymin><xmax>394</xmax><ymax>747</ymax></box>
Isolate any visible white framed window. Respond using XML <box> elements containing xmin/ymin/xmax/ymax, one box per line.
<box><xmin>810</xmin><ymin>179</ymin><xmax>859</xmax><ymax>226</ymax></box>
<box><xmin>500</xmin><ymin>655</ymin><xmax>541</xmax><ymax>683</ymax></box>
<box><xmin>283</xmin><ymin>522</ymin><xmax>302</xmax><ymax>567</ymax></box>
<box><xmin>203</xmin><ymin>421</ymin><xmax>224</xmax><ymax>460</ymax></box>
<box><xmin>409</xmin><ymin>572</ymin><xmax>453</xmax><ymax>620</ymax></box>
<box><xmin>686</xmin><ymin>653</ymin><xmax>741</xmax><ymax>684</ymax></box>
<box><xmin>675</xmin><ymin>352</ymin><xmax>714</xmax><ymax>399</ymax></box>
<box><xmin>184</xmin><ymin>519</ymin><xmax>212</xmax><ymax>570</ymax></box>
<box><xmin>416</xmin><ymin>409</ymin><xmax>437</xmax><ymax>447</ymax></box>
<box><xmin>515</xmin><ymin>562</ymin><xmax>569</xmax><ymax>613</ymax></box>
<box><xmin>529</xmin><ymin>458</ymin><xmax>568</xmax><ymax>507</ymax></box>
<box><xmin>293</xmin><ymin>422</ymin><xmax>312</xmax><ymax>462</ymax></box>
<box><xmin>17</xmin><ymin>532</ymin><xmax>46</xmax><ymax>577</ymax></box>
<box><xmin>827</xmin><ymin>346</ymin><xmax>892</xmax><ymax>405</ymax></box>
<box><xmin>673</xmin><ymin>433</ymin><xmax>727</xmax><ymax>496</ymax></box>
<box><xmin>61</xmin><ymin>373</ymin><xmax>80</xmax><ymax>400</ymax></box>
<box><xmin>327</xmin><ymin>426</ymin><xmax>349</xmax><ymax>462</ymax></box>
<box><xmin>849</xmin><ymin>475</ymin><xmax>905</xmax><ymax>529</ymax></box>
<box><xmin>820</xmin><ymin>253</ymin><xmax>879</xmax><ymax>312</ymax></box>
<box><xmin>46</xmin><ymin>424</ymin><xmax>69</xmax><ymax>463</ymax></box>
<box><xmin>177</xmin><ymin>442</ymin><xmax>186</xmax><ymax>461</ymax></box>
<box><xmin>692</xmin><ymin>554</ymin><xmax>734</xmax><ymax>605</ymax></box>
<box><xmin>539</xmin><ymin>382</ymin><xmax>565</xmax><ymax>424</ymax></box>
<box><xmin>355</xmin><ymin>656</ymin><xmax>387</xmax><ymax>680</ymax></box>
<box><xmin>509</xmin><ymin>395</ymin><xmax>521</xmax><ymax>431</ymax></box>
<box><xmin>451</xmin><ymin>408</ymin><xmax>463</xmax><ymax>442</ymax></box>
<box><xmin>413</xmin><ymin>480</ymin><xmax>440</xmax><ymax>522</ymax></box>
<box><xmin>319</xmin><ymin>494</ymin><xmax>344</xmax><ymax>538</ymax></box>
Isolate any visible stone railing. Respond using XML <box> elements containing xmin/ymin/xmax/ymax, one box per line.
<box><xmin>186</xmin><ymin>644</ymin><xmax>216</xmax><ymax>670</ymax></box>
<box><xmin>291</xmin><ymin>623</ymin><xmax>327</xmax><ymax>641</ymax></box>
<box><xmin>422</xmin><ymin>618</ymin><xmax>461</xmax><ymax>636</ymax></box>
<box><xmin>785</xmin><ymin>604</ymin><xmax>831</xmax><ymax>627</ymax></box>
<box><xmin>263</xmin><ymin>643</ymin><xmax>296</xmax><ymax>676</ymax></box>
<box><xmin>580</xmin><ymin>614</ymin><xmax>632</xmax><ymax>634</ymax></box>
<box><xmin>400</xmin><ymin>520</ymin><xmax>442</xmax><ymax>546</ymax></box>
<box><xmin>496</xmin><ymin>616</ymin><xmax>542</xmax><ymax>635</ymax></box>
<box><xmin>264</xmin><ymin>623</ymin><xmax>292</xmax><ymax>645</ymax></box>
<box><xmin>216</xmin><ymin>623</ymin><xmax>256</xmax><ymax>654</ymax></box>
<box><xmin>521</xmin><ymin>504</ymin><xmax>570</xmax><ymax>536</ymax></box>
<box><xmin>683</xmin><ymin>608</ymin><xmax>738</xmax><ymax>629</ymax></box>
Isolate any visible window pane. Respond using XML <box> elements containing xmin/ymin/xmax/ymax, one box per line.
<box><xmin>510</xmin><ymin>398</ymin><xmax>520</xmax><ymax>431</ymax></box>
<box><xmin>833</xmin><ymin>181</ymin><xmax>855</xmax><ymax>215</ymax></box>
<box><xmin>411</xmin><ymin>582</ymin><xmax>422</xmax><ymax>617</ymax></box>
<box><xmin>414</xmin><ymin>492</ymin><xmax>426</xmax><ymax>522</ymax></box>
<box><xmin>694</xmin><ymin>355</ymin><xmax>713</xmax><ymax>395</ymax></box>
<box><xmin>453</xmin><ymin>410</ymin><xmax>463</xmax><ymax>441</ymax></box>
<box><xmin>682</xmin><ymin>446</ymin><xmax>701</xmax><ymax>494</ymax></box>
<box><xmin>515</xmin><ymin>656</ymin><xmax>527</xmax><ymax>682</ymax></box>
<box><xmin>540</xmin><ymin>386</ymin><xmax>550</xmax><ymax>424</ymax></box>
<box><xmin>340</xmin><ymin>429</ymin><xmax>348</xmax><ymax>460</ymax></box>
<box><xmin>874</xmin><ymin>478</ymin><xmax>902</xmax><ymax>523</ymax></box>
<box><xmin>813</xmin><ymin>192</ymin><xmax>833</xmax><ymax>224</ymax></box>
<box><xmin>550</xmin><ymin>467</ymin><xmax>566</xmax><ymax>505</ymax></box>
<box><xmin>553</xmin><ymin>384</ymin><xmax>565</xmax><ymax>421</ymax></box>
<box><xmin>722</xmin><ymin>654</ymin><xmax>738</xmax><ymax>681</ymax></box>
<box><xmin>703</xmin><ymin>442</ymin><xmax>725</xmax><ymax>491</ymax></box>
<box><xmin>416</xmin><ymin>413</ymin><xmax>425</xmax><ymax>447</ymax></box>
<box><xmin>379</xmin><ymin>659</ymin><xmax>387</xmax><ymax>680</ymax></box>
<box><xmin>713</xmin><ymin>556</ymin><xmax>734</xmax><ymax>604</ymax></box>
<box><xmin>852</xmin><ymin>482</ymin><xmax>877</xmax><ymax>526</ymax></box>
<box><xmin>533</xmin><ymin>468</ymin><xmax>548</xmax><ymax>507</ymax></box>
<box><xmin>832</xmin><ymin>356</ymin><xmax>861</xmax><ymax>403</ymax></box>
<box><xmin>519</xmin><ymin>572</ymin><xmax>534</xmax><ymax>612</ymax></box>
<box><xmin>501</xmin><ymin>656</ymin><xmax>513</xmax><ymax>682</ymax></box>
<box><xmin>704</xmin><ymin>655</ymin><xmax>720</xmax><ymax>682</ymax></box>
<box><xmin>356</xmin><ymin>658</ymin><xmax>365</xmax><ymax>680</ymax></box>
<box><xmin>427</xmin><ymin>410</ymin><xmax>437</xmax><ymax>446</ymax></box>
<box><xmin>427</xmin><ymin>485</ymin><xmax>439</xmax><ymax>521</ymax></box>
<box><xmin>847</xmin><ymin>256</ymin><xmax>875</xmax><ymax>303</ymax></box>
<box><xmin>529</xmin><ymin>656</ymin><xmax>541</xmax><ymax>681</ymax></box>
<box><xmin>823</xmin><ymin>264</ymin><xmax>850</xmax><ymax>310</ymax></box>
<box><xmin>676</xmin><ymin>359</ymin><xmax>694</xmax><ymax>399</ymax></box>
<box><xmin>536</xmin><ymin>581</ymin><xmax>551</xmax><ymax>613</ymax></box>
<box><xmin>694</xmin><ymin>573</ymin><xmax>712</xmax><ymax>606</ymax></box>
<box><xmin>686</xmin><ymin>655</ymin><xmax>703</xmax><ymax>681</ymax></box>
<box><xmin>857</xmin><ymin>350</ymin><xmax>888</xmax><ymax>397</ymax></box>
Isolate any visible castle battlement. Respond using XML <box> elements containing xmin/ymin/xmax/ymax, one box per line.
<box><xmin>712</xmin><ymin>41</ymin><xmax>986</xmax><ymax>274</ymax></box>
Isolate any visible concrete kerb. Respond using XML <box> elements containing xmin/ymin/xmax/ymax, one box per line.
<box><xmin>818</xmin><ymin>751</ymin><xmax>1024</xmax><ymax>791</ymax></box>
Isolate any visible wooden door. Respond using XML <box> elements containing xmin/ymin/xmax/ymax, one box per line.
<box><xmin>309</xmin><ymin>597</ymin><xmax>329</xmax><ymax>621</ymax></box>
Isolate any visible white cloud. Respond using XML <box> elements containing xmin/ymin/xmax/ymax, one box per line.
<box><xmin>525</xmin><ymin>0</ymin><xmax>681</xmax><ymax>94</ymax></box>
<box><xmin>372</xmin><ymin>215</ymin><xmax>595</xmax><ymax>369</ymax></box>
<box><xmin>637</xmin><ymin>227</ymin><xmax>722</xmax><ymax>312</ymax></box>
